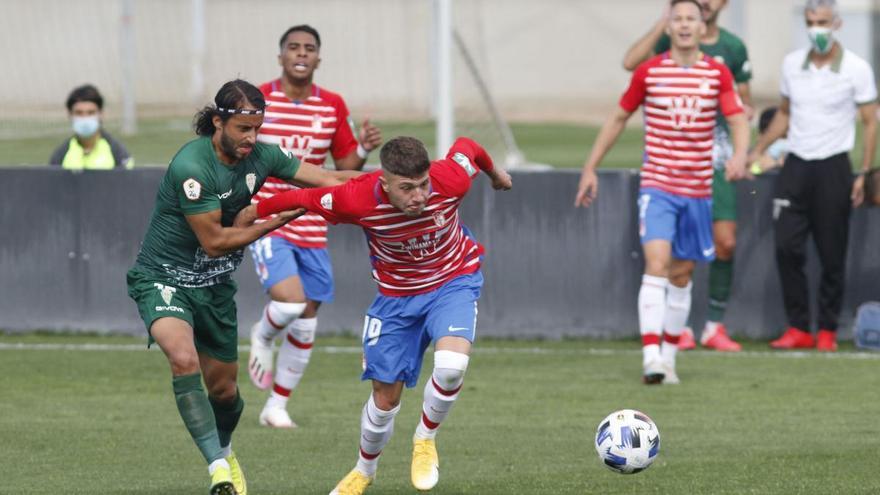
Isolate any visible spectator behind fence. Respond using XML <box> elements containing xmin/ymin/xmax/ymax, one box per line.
<box><xmin>750</xmin><ymin>0</ymin><xmax>878</xmax><ymax>352</ymax></box>
<box><xmin>49</xmin><ymin>84</ymin><xmax>133</xmax><ymax>170</ymax></box>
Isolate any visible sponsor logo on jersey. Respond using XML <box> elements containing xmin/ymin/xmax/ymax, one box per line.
<box><xmin>183</xmin><ymin>178</ymin><xmax>201</xmax><ymax>200</ymax></box>
<box><xmin>320</xmin><ymin>192</ymin><xmax>333</xmax><ymax>210</ymax></box>
<box><xmin>217</xmin><ymin>189</ymin><xmax>233</xmax><ymax>200</ymax></box>
<box><xmin>668</xmin><ymin>95</ymin><xmax>702</xmax><ymax>129</ymax></box>
<box><xmin>153</xmin><ymin>283</ymin><xmax>177</xmax><ymax>305</ymax></box>
<box><xmin>451</xmin><ymin>152</ymin><xmax>476</xmax><ymax>176</ymax></box>
<box><xmin>246</xmin><ymin>173</ymin><xmax>256</xmax><ymax>194</ymax></box>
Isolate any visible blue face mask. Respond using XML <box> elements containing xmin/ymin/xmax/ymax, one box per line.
<box><xmin>72</xmin><ymin>115</ymin><xmax>100</xmax><ymax>138</ymax></box>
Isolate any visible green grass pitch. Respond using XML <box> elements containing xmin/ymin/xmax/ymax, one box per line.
<box><xmin>2</xmin><ymin>333</ymin><xmax>878</xmax><ymax>494</ymax></box>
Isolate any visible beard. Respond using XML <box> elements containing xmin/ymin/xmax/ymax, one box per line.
<box><xmin>219</xmin><ymin>131</ymin><xmax>242</xmax><ymax>160</ymax></box>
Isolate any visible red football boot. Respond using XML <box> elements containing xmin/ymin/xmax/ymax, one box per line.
<box><xmin>816</xmin><ymin>329</ymin><xmax>838</xmax><ymax>352</ymax></box>
<box><xmin>677</xmin><ymin>327</ymin><xmax>696</xmax><ymax>351</ymax></box>
<box><xmin>770</xmin><ymin>327</ymin><xmax>815</xmax><ymax>349</ymax></box>
<box><xmin>701</xmin><ymin>324</ymin><xmax>742</xmax><ymax>352</ymax></box>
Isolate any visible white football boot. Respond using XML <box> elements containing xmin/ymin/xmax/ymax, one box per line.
<box><xmin>248</xmin><ymin>322</ymin><xmax>275</xmax><ymax>390</ymax></box>
<box><xmin>259</xmin><ymin>404</ymin><xmax>297</xmax><ymax>429</ymax></box>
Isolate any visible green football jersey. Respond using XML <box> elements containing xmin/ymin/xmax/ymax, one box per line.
<box><xmin>132</xmin><ymin>137</ymin><xmax>300</xmax><ymax>287</ymax></box>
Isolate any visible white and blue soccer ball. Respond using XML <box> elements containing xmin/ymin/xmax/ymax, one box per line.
<box><xmin>595</xmin><ymin>409</ymin><xmax>660</xmax><ymax>474</ymax></box>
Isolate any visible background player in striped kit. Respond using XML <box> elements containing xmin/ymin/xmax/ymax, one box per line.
<box><xmin>575</xmin><ymin>0</ymin><xmax>748</xmax><ymax>384</ymax></box>
<box><xmin>622</xmin><ymin>0</ymin><xmax>753</xmax><ymax>352</ymax></box>
<box><xmin>240</xmin><ymin>136</ymin><xmax>511</xmax><ymax>494</ymax></box>
<box><xmin>247</xmin><ymin>25</ymin><xmax>383</xmax><ymax>429</ymax></box>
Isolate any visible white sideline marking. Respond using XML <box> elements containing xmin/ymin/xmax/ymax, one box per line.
<box><xmin>0</xmin><ymin>342</ymin><xmax>878</xmax><ymax>360</ymax></box>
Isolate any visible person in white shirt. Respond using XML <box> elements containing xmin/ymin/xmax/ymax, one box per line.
<box><xmin>751</xmin><ymin>0</ymin><xmax>878</xmax><ymax>352</ymax></box>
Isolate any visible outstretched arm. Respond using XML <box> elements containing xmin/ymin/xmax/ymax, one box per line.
<box><xmin>289</xmin><ymin>162</ymin><xmax>362</xmax><ymax>188</ymax></box>
<box><xmin>186</xmin><ymin>207</ymin><xmax>304</xmax><ymax>258</ymax></box>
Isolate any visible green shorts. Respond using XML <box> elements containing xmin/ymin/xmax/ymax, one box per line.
<box><xmin>712</xmin><ymin>168</ymin><xmax>737</xmax><ymax>222</ymax></box>
<box><xmin>126</xmin><ymin>268</ymin><xmax>239</xmax><ymax>362</ymax></box>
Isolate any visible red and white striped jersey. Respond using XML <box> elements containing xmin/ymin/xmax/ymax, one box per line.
<box><xmin>256</xmin><ymin>138</ymin><xmax>495</xmax><ymax>296</ymax></box>
<box><xmin>620</xmin><ymin>52</ymin><xmax>743</xmax><ymax>198</ymax></box>
<box><xmin>253</xmin><ymin>80</ymin><xmax>359</xmax><ymax>248</ymax></box>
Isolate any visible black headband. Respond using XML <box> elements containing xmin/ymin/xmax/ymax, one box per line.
<box><xmin>216</xmin><ymin>106</ymin><xmax>264</xmax><ymax>115</ymax></box>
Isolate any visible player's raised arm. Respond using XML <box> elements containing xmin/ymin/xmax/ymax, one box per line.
<box><xmin>622</xmin><ymin>4</ymin><xmax>670</xmax><ymax>71</ymax></box>
<box><xmin>446</xmin><ymin>137</ymin><xmax>512</xmax><ymax>191</ymax></box>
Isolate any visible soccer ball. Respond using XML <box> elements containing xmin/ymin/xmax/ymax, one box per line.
<box><xmin>595</xmin><ymin>409</ymin><xmax>660</xmax><ymax>474</ymax></box>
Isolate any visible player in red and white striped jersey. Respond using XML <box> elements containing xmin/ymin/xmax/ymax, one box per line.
<box><xmin>244</xmin><ymin>136</ymin><xmax>511</xmax><ymax>493</ymax></box>
<box><xmin>574</xmin><ymin>0</ymin><xmax>749</xmax><ymax>385</ymax></box>
<box><xmin>246</xmin><ymin>25</ymin><xmax>384</xmax><ymax>430</ymax></box>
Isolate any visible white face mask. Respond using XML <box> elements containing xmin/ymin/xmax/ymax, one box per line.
<box><xmin>807</xmin><ymin>26</ymin><xmax>834</xmax><ymax>54</ymax></box>
<box><xmin>72</xmin><ymin>115</ymin><xmax>100</xmax><ymax>138</ymax></box>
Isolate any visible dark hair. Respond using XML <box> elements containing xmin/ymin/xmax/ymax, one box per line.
<box><xmin>278</xmin><ymin>24</ymin><xmax>321</xmax><ymax>50</ymax></box>
<box><xmin>865</xmin><ymin>168</ymin><xmax>880</xmax><ymax>206</ymax></box>
<box><xmin>66</xmin><ymin>84</ymin><xmax>103</xmax><ymax>112</ymax></box>
<box><xmin>380</xmin><ymin>137</ymin><xmax>431</xmax><ymax>178</ymax></box>
<box><xmin>193</xmin><ymin>79</ymin><xmax>266</xmax><ymax>136</ymax></box>
<box><xmin>670</xmin><ymin>0</ymin><xmax>704</xmax><ymax>14</ymax></box>
<box><xmin>759</xmin><ymin>107</ymin><xmax>778</xmax><ymax>134</ymax></box>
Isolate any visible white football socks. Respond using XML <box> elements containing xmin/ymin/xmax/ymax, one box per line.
<box><xmin>415</xmin><ymin>351</ymin><xmax>469</xmax><ymax>440</ymax></box>
<box><xmin>638</xmin><ymin>274</ymin><xmax>668</xmax><ymax>366</ymax></box>
<box><xmin>661</xmin><ymin>281</ymin><xmax>692</xmax><ymax>367</ymax></box>
<box><xmin>265</xmin><ymin>317</ymin><xmax>316</xmax><ymax>410</ymax></box>
<box><xmin>256</xmin><ymin>301</ymin><xmax>305</xmax><ymax>345</ymax></box>
<box><xmin>355</xmin><ymin>394</ymin><xmax>400</xmax><ymax>476</ymax></box>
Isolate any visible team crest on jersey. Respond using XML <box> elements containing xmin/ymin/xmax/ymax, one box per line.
<box><xmin>246</xmin><ymin>173</ymin><xmax>256</xmax><ymax>194</ymax></box>
<box><xmin>668</xmin><ymin>95</ymin><xmax>702</xmax><ymax>129</ymax></box>
<box><xmin>320</xmin><ymin>192</ymin><xmax>333</xmax><ymax>210</ymax></box>
<box><xmin>183</xmin><ymin>178</ymin><xmax>201</xmax><ymax>200</ymax></box>
<box><xmin>312</xmin><ymin>114</ymin><xmax>323</xmax><ymax>133</ymax></box>
<box><xmin>699</xmin><ymin>78</ymin><xmax>711</xmax><ymax>94</ymax></box>
<box><xmin>153</xmin><ymin>283</ymin><xmax>177</xmax><ymax>305</ymax></box>
<box><xmin>451</xmin><ymin>152</ymin><xmax>476</xmax><ymax>176</ymax></box>
<box><xmin>433</xmin><ymin>211</ymin><xmax>446</xmax><ymax>227</ymax></box>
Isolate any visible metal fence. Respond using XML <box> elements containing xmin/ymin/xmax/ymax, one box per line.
<box><xmin>1</xmin><ymin>168</ymin><xmax>878</xmax><ymax>340</ymax></box>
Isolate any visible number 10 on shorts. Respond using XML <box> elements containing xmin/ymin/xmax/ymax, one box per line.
<box><xmin>363</xmin><ymin>316</ymin><xmax>382</xmax><ymax>346</ymax></box>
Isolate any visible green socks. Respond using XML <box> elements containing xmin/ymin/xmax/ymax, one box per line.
<box><xmin>210</xmin><ymin>388</ymin><xmax>244</xmax><ymax>449</ymax></box>
<box><xmin>172</xmin><ymin>373</ymin><xmax>224</xmax><ymax>463</ymax></box>
<box><xmin>707</xmin><ymin>258</ymin><xmax>733</xmax><ymax>323</ymax></box>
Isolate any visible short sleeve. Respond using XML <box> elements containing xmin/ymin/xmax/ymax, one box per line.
<box><xmin>266</xmin><ymin>144</ymin><xmax>301</xmax><ymax>181</ymax></box>
<box><xmin>329</xmin><ymin>97</ymin><xmax>359</xmax><ymax>161</ymax></box>
<box><xmin>780</xmin><ymin>62</ymin><xmax>791</xmax><ymax>98</ymax></box>
<box><xmin>718</xmin><ymin>64</ymin><xmax>744</xmax><ymax>117</ymax></box>
<box><xmin>619</xmin><ymin>63</ymin><xmax>648</xmax><ymax>113</ymax></box>
<box><xmin>853</xmin><ymin>58</ymin><xmax>879</xmax><ymax>105</ymax></box>
<box><xmin>732</xmin><ymin>40</ymin><xmax>752</xmax><ymax>83</ymax></box>
<box><xmin>168</xmin><ymin>158</ymin><xmax>220</xmax><ymax>216</ymax></box>
<box><xmin>654</xmin><ymin>34</ymin><xmax>671</xmax><ymax>55</ymax></box>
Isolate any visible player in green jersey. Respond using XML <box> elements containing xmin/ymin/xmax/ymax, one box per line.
<box><xmin>127</xmin><ymin>79</ymin><xmax>359</xmax><ymax>495</ymax></box>
<box><xmin>622</xmin><ymin>0</ymin><xmax>753</xmax><ymax>352</ymax></box>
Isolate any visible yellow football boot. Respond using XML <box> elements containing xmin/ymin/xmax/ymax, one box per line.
<box><xmin>209</xmin><ymin>465</ymin><xmax>236</xmax><ymax>495</ymax></box>
<box><xmin>329</xmin><ymin>468</ymin><xmax>374</xmax><ymax>495</ymax></box>
<box><xmin>226</xmin><ymin>452</ymin><xmax>247</xmax><ymax>495</ymax></box>
<box><xmin>411</xmin><ymin>437</ymin><xmax>440</xmax><ymax>491</ymax></box>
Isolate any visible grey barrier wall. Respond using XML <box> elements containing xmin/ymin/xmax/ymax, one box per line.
<box><xmin>1</xmin><ymin>168</ymin><xmax>878</xmax><ymax>339</ymax></box>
